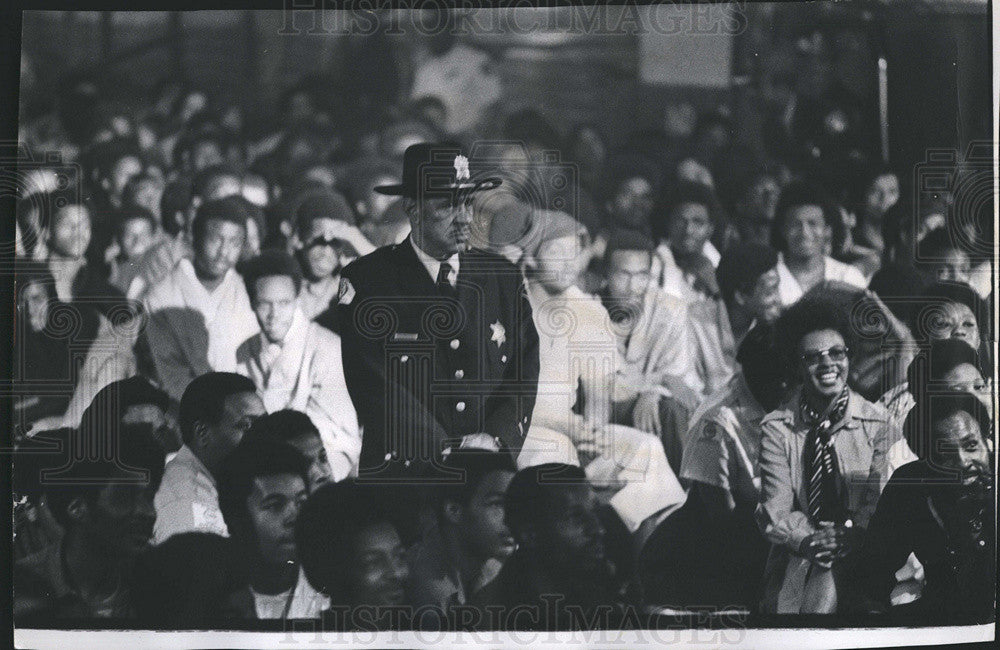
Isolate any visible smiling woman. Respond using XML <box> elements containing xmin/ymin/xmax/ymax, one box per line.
<box><xmin>755</xmin><ymin>295</ymin><xmax>895</xmax><ymax>614</ymax></box>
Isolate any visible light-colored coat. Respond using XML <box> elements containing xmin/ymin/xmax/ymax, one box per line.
<box><xmin>143</xmin><ymin>259</ymin><xmax>260</xmax><ymax>402</ymax></box>
<box><xmin>236</xmin><ymin>308</ymin><xmax>361</xmax><ymax>481</ymax></box>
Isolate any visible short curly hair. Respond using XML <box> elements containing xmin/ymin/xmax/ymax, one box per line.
<box><xmin>771</xmin><ymin>180</ymin><xmax>846</xmax><ymax>256</ymax></box>
<box><xmin>773</xmin><ymin>293</ymin><xmax>854</xmax><ymax>384</ymax></box>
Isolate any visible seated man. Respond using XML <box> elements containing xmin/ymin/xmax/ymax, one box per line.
<box><xmin>852</xmin><ymin>392</ymin><xmax>994</xmax><ymax>624</ymax></box>
<box><xmin>599</xmin><ymin>229</ymin><xmax>702</xmax><ymax>473</ymax></box>
<box><xmin>144</xmin><ymin>197</ymin><xmax>261</xmax><ymax>403</ymax></box>
<box><xmin>407</xmin><ymin>449</ymin><xmax>517</xmax><ymax>617</ymax></box>
<box><xmin>241</xmin><ymin>410</ymin><xmax>335</xmax><ymax>491</ymax></box>
<box><xmin>14</xmin><ymin>423</ymin><xmax>165</xmax><ymax>621</ymax></box>
<box><xmin>520</xmin><ymin>213</ymin><xmax>686</xmax><ymax>535</ymax></box>
<box><xmin>154</xmin><ymin>372</ymin><xmax>265</xmax><ymax>544</ymax></box>
<box><xmin>296</xmin><ymin>480</ymin><xmax>412</xmax><ymax>630</ymax></box>
<box><xmin>475</xmin><ymin>463</ymin><xmax>628</xmax><ymax>630</ymax></box>
<box><xmin>651</xmin><ymin>181</ymin><xmax>735</xmax><ymax>394</ymax></box>
<box><xmin>236</xmin><ymin>251</ymin><xmax>361</xmax><ymax>481</ymax></box>
<box><xmin>715</xmin><ymin>241</ymin><xmax>783</xmax><ymax>345</ymax></box>
<box><xmin>217</xmin><ymin>437</ymin><xmax>328</xmax><ymax>620</ymax></box>
<box><xmin>666</xmin><ymin>324</ymin><xmax>786</xmax><ymax>607</ymax></box>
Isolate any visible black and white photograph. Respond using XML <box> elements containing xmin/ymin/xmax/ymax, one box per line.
<box><xmin>3</xmin><ymin>2</ymin><xmax>996</xmax><ymax>648</ymax></box>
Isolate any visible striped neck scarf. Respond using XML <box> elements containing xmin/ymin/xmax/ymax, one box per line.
<box><xmin>801</xmin><ymin>388</ymin><xmax>850</xmax><ymax>526</ymax></box>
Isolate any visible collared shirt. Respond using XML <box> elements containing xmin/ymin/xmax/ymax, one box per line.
<box><xmin>236</xmin><ymin>308</ymin><xmax>361</xmax><ymax>481</ymax></box>
<box><xmin>410</xmin><ymin>235</ymin><xmax>459</xmax><ymax>288</ymax></box>
<box><xmin>652</xmin><ymin>240</ymin><xmax>721</xmax><ymax>302</ymax></box>
<box><xmin>611</xmin><ymin>287</ymin><xmax>702</xmax><ymax>401</ymax></box>
<box><xmin>144</xmin><ymin>258</ymin><xmax>260</xmax><ymax>402</ymax></box>
<box><xmin>681</xmin><ymin>371</ymin><xmax>766</xmax><ymax>508</ymax></box>
<box><xmin>756</xmin><ymin>389</ymin><xmax>891</xmax><ymax>554</ymax></box>
<box><xmin>153</xmin><ymin>444</ymin><xmax>228</xmax><ymax>544</ymax></box>
<box><xmin>775</xmin><ymin>253</ymin><xmax>868</xmax><ymax>307</ymax></box>
<box><xmin>297</xmin><ymin>275</ymin><xmax>341</xmax><ymax>322</ymax></box>
<box><xmin>250</xmin><ymin>567</ymin><xmax>329</xmax><ymax>620</ymax></box>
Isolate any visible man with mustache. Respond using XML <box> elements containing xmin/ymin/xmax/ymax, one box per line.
<box><xmin>338</xmin><ymin>143</ymin><xmax>540</xmax><ymax>476</ymax></box>
<box><xmin>14</xmin><ymin>423</ymin><xmax>165</xmax><ymax>621</ymax></box>
<box><xmin>475</xmin><ymin>463</ymin><xmax>627</xmax><ymax>630</ymax></box>
<box><xmin>852</xmin><ymin>392</ymin><xmax>994</xmax><ymax>623</ymax></box>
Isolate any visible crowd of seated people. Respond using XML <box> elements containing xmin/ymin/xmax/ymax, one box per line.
<box><xmin>12</xmin><ymin>16</ymin><xmax>994</xmax><ymax>630</ymax></box>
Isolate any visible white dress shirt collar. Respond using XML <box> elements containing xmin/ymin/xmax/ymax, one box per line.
<box><xmin>410</xmin><ymin>235</ymin><xmax>459</xmax><ymax>288</ymax></box>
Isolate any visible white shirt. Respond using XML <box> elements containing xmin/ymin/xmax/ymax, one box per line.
<box><xmin>411</xmin><ymin>236</ymin><xmax>459</xmax><ymax>288</ymax></box>
<box><xmin>144</xmin><ymin>258</ymin><xmax>260</xmax><ymax>401</ymax></box>
<box><xmin>652</xmin><ymin>240</ymin><xmax>721</xmax><ymax>302</ymax></box>
<box><xmin>250</xmin><ymin>568</ymin><xmax>330</xmax><ymax>620</ymax></box>
<box><xmin>774</xmin><ymin>253</ymin><xmax>869</xmax><ymax>306</ymax></box>
<box><xmin>153</xmin><ymin>444</ymin><xmax>228</xmax><ymax>544</ymax></box>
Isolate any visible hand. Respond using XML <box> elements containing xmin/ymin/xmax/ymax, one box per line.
<box><xmin>323</xmin><ymin>220</ymin><xmax>376</xmax><ymax>255</ymax></box>
<box><xmin>574</xmin><ymin>420</ymin><xmax>602</xmax><ymax>464</ymax></box>
<box><xmin>29</xmin><ymin>415</ymin><xmax>65</xmax><ymax>435</ymax></box>
<box><xmin>800</xmin><ymin>522</ymin><xmax>840</xmax><ymax>568</ymax></box>
<box><xmin>632</xmin><ymin>392</ymin><xmax>662</xmax><ymax>436</ymax></box>
<box><xmin>459</xmin><ymin>433</ymin><xmax>501</xmax><ymax>452</ymax></box>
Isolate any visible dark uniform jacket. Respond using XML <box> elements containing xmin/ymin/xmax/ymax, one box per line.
<box><xmin>338</xmin><ymin>239</ymin><xmax>539</xmax><ymax>475</ymax></box>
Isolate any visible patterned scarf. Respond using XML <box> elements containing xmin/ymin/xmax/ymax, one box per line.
<box><xmin>801</xmin><ymin>387</ymin><xmax>850</xmax><ymax>526</ymax></box>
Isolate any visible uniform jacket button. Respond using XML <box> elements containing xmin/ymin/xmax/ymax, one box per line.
<box><xmin>456</xmin><ymin>401</ymin><xmax>466</xmax><ymax>412</ymax></box>
<box><xmin>450</xmin><ymin>339</ymin><xmax>460</xmax><ymax>350</ymax></box>
<box><xmin>454</xmin><ymin>369</ymin><xmax>464</xmax><ymax>379</ymax></box>
<box><xmin>400</xmin><ymin>355</ymin><xmax>409</xmax><ymax>363</ymax></box>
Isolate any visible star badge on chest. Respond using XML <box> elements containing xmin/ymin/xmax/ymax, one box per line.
<box><xmin>489</xmin><ymin>320</ymin><xmax>506</xmax><ymax>348</ymax></box>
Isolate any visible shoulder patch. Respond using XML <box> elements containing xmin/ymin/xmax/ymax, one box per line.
<box><xmin>338</xmin><ymin>277</ymin><xmax>355</xmax><ymax>305</ymax></box>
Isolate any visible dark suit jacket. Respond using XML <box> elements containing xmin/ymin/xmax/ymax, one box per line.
<box><xmin>338</xmin><ymin>239</ymin><xmax>539</xmax><ymax>476</ymax></box>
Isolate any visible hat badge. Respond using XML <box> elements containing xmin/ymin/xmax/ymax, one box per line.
<box><xmin>454</xmin><ymin>155</ymin><xmax>470</xmax><ymax>182</ymax></box>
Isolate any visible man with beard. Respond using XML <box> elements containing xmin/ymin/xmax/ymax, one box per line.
<box><xmin>852</xmin><ymin>392</ymin><xmax>994</xmax><ymax>623</ymax></box>
<box><xmin>338</xmin><ymin>143</ymin><xmax>539</xmax><ymax>476</ymax></box>
<box><xmin>599</xmin><ymin>229</ymin><xmax>701</xmax><ymax>473</ymax></box>
<box><xmin>475</xmin><ymin>463</ymin><xmax>627</xmax><ymax>630</ymax></box>
<box><xmin>14</xmin><ymin>423</ymin><xmax>165</xmax><ymax>621</ymax></box>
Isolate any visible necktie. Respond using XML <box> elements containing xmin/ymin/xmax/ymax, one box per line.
<box><xmin>437</xmin><ymin>261</ymin><xmax>455</xmax><ymax>295</ymax></box>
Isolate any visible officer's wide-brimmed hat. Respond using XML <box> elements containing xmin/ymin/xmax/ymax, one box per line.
<box><xmin>373</xmin><ymin>142</ymin><xmax>502</xmax><ymax>198</ymax></box>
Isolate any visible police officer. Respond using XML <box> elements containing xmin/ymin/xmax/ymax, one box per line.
<box><xmin>338</xmin><ymin>143</ymin><xmax>540</xmax><ymax>478</ymax></box>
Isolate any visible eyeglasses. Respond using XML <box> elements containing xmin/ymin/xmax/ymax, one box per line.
<box><xmin>799</xmin><ymin>345</ymin><xmax>849</xmax><ymax>366</ymax></box>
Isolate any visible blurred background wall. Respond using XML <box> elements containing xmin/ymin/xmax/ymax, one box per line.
<box><xmin>19</xmin><ymin>2</ymin><xmax>990</xmax><ymax>174</ymax></box>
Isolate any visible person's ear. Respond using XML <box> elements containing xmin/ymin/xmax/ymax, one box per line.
<box><xmin>442</xmin><ymin>499</ymin><xmax>463</xmax><ymax>526</ymax></box>
<box><xmin>522</xmin><ymin>253</ymin><xmax>537</xmax><ymax>272</ymax></box>
<box><xmin>66</xmin><ymin>496</ymin><xmax>90</xmax><ymax>524</ymax></box>
<box><xmin>733</xmin><ymin>289</ymin><xmax>748</xmax><ymax>308</ymax></box>
<box><xmin>354</xmin><ymin>201</ymin><xmax>367</xmax><ymax>217</ymax></box>
<box><xmin>279</xmin><ymin>220</ymin><xmax>294</xmax><ymax>240</ymax></box>
<box><xmin>193</xmin><ymin>420</ymin><xmax>211</xmax><ymax>450</ymax></box>
<box><xmin>404</xmin><ymin>199</ymin><xmax>418</xmax><ymax>222</ymax></box>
